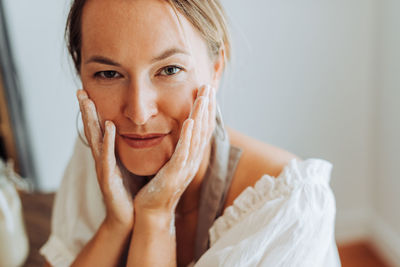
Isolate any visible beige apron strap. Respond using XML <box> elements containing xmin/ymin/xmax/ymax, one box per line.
<box><xmin>193</xmin><ymin>122</ymin><xmax>243</xmax><ymax>261</ymax></box>
<box><xmin>215</xmin><ymin>145</ymin><xmax>243</xmax><ymax>218</ymax></box>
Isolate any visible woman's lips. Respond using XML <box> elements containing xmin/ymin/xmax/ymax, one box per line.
<box><xmin>121</xmin><ymin>134</ymin><xmax>167</xmax><ymax>149</ymax></box>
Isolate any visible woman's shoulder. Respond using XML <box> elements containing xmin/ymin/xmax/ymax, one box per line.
<box><xmin>202</xmin><ymin>130</ymin><xmax>338</xmax><ymax>265</ymax></box>
<box><xmin>223</xmin><ymin>126</ymin><xmax>301</xmax><ymax>210</ymax></box>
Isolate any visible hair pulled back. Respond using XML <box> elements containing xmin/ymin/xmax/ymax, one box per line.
<box><xmin>65</xmin><ymin>0</ymin><xmax>231</xmax><ymax>74</ymax></box>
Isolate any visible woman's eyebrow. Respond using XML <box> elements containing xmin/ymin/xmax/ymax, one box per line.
<box><xmin>151</xmin><ymin>47</ymin><xmax>190</xmax><ymax>63</ymax></box>
<box><xmin>85</xmin><ymin>56</ymin><xmax>121</xmax><ymax>66</ymax></box>
<box><xmin>84</xmin><ymin>48</ymin><xmax>189</xmax><ymax>66</ymax></box>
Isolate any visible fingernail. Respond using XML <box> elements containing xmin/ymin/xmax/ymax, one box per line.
<box><xmin>77</xmin><ymin>91</ymin><xmax>85</xmax><ymax>101</ymax></box>
<box><xmin>106</xmin><ymin>121</ymin><xmax>114</xmax><ymax>131</ymax></box>
<box><xmin>79</xmin><ymin>89</ymin><xmax>89</xmax><ymax>100</ymax></box>
<box><xmin>199</xmin><ymin>85</ymin><xmax>207</xmax><ymax>97</ymax></box>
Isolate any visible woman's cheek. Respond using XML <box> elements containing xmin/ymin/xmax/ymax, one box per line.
<box><xmin>84</xmin><ymin>85</ymin><xmax>121</xmax><ymax>127</ymax></box>
<box><xmin>166</xmin><ymin>80</ymin><xmax>196</xmax><ymax>103</ymax></box>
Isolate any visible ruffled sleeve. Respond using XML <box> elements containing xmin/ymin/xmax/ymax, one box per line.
<box><xmin>39</xmin><ymin>137</ymin><xmax>106</xmax><ymax>267</ymax></box>
<box><xmin>194</xmin><ymin>158</ymin><xmax>341</xmax><ymax>267</ymax></box>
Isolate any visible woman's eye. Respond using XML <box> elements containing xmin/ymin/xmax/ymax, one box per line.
<box><xmin>159</xmin><ymin>66</ymin><xmax>183</xmax><ymax>76</ymax></box>
<box><xmin>94</xmin><ymin>71</ymin><xmax>121</xmax><ymax>79</ymax></box>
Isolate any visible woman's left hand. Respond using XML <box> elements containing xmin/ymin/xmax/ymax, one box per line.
<box><xmin>133</xmin><ymin>85</ymin><xmax>216</xmax><ymax>216</ymax></box>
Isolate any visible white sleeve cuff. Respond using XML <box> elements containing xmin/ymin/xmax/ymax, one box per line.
<box><xmin>39</xmin><ymin>235</ymin><xmax>76</xmax><ymax>267</ymax></box>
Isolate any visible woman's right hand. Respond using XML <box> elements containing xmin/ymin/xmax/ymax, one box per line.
<box><xmin>77</xmin><ymin>89</ymin><xmax>134</xmax><ymax>232</ymax></box>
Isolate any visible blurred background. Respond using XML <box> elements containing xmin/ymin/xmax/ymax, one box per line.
<box><xmin>0</xmin><ymin>0</ymin><xmax>398</xmax><ymax>266</ymax></box>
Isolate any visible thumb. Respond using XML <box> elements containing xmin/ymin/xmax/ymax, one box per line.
<box><xmin>101</xmin><ymin>120</ymin><xmax>117</xmax><ymax>181</ymax></box>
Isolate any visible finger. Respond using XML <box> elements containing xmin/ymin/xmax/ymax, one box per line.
<box><xmin>82</xmin><ymin>99</ymin><xmax>102</xmax><ymax>158</ymax></box>
<box><xmin>188</xmin><ymin>86</ymin><xmax>209</xmax><ymax>165</ymax></box>
<box><xmin>189</xmin><ymin>85</ymin><xmax>206</xmax><ymax>119</ymax></box>
<box><xmin>102</xmin><ymin>120</ymin><xmax>117</xmax><ymax>180</ymax></box>
<box><xmin>77</xmin><ymin>90</ymin><xmax>90</xmax><ymax>142</ymax></box>
<box><xmin>101</xmin><ymin>121</ymin><xmax>133</xmax><ymax>213</ymax></box>
<box><xmin>77</xmin><ymin>90</ymin><xmax>102</xmax><ymax>159</ymax></box>
<box><xmin>194</xmin><ymin>86</ymin><xmax>210</xmax><ymax>168</ymax></box>
<box><xmin>171</xmin><ymin>118</ymin><xmax>194</xmax><ymax>191</ymax></box>
<box><xmin>168</xmin><ymin>118</ymin><xmax>194</xmax><ymax>169</ymax></box>
<box><xmin>207</xmin><ymin>85</ymin><xmax>216</xmax><ymax>141</ymax></box>
<box><xmin>186</xmin><ymin>90</ymin><xmax>205</xmax><ymax>155</ymax></box>
<box><xmin>188</xmin><ymin>96</ymin><xmax>206</xmax><ymax>162</ymax></box>
<box><xmin>201</xmin><ymin>85</ymin><xmax>212</xmax><ymax>146</ymax></box>
<box><xmin>77</xmin><ymin>90</ymin><xmax>102</xmax><ymax>178</ymax></box>
<box><xmin>77</xmin><ymin>90</ymin><xmax>91</xmax><ymax>140</ymax></box>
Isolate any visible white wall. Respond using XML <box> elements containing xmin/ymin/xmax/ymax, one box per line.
<box><xmin>3</xmin><ymin>0</ymin><xmax>79</xmax><ymax>191</ymax></box>
<box><xmin>220</xmin><ymin>0</ymin><xmax>378</xmax><ymax>245</ymax></box>
<box><xmin>370</xmin><ymin>0</ymin><xmax>400</xmax><ymax>265</ymax></box>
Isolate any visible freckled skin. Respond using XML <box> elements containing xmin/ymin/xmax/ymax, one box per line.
<box><xmin>80</xmin><ymin>0</ymin><xmax>220</xmax><ymax>177</ymax></box>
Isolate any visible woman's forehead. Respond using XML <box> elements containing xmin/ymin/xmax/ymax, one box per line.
<box><xmin>81</xmin><ymin>0</ymin><xmax>204</xmax><ymax>64</ymax></box>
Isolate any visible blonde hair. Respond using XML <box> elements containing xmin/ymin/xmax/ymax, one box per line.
<box><xmin>166</xmin><ymin>0</ymin><xmax>231</xmax><ymax>64</ymax></box>
<box><xmin>66</xmin><ymin>0</ymin><xmax>231</xmax><ymax>74</ymax></box>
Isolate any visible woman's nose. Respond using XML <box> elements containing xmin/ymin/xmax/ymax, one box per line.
<box><xmin>122</xmin><ymin>83</ymin><xmax>158</xmax><ymax>126</ymax></box>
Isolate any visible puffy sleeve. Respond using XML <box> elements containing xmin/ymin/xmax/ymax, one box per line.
<box><xmin>39</xmin><ymin>137</ymin><xmax>106</xmax><ymax>267</ymax></box>
<box><xmin>194</xmin><ymin>158</ymin><xmax>341</xmax><ymax>267</ymax></box>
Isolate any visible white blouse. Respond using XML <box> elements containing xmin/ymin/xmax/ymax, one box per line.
<box><xmin>40</xmin><ymin>138</ymin><xmax>341</xmax><ymax>267</ymax></box>
<box><xmin>193</xmin><ymin>158</ymin><xmax>341</xmax><ymax>267</ymax></box>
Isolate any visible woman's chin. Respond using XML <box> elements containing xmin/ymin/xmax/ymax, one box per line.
<box><xmin>116</xmin><ymin>138</ymin><xmax>174</xmax><ymax>177</ymax></box>
<box><xmin>126</xmin><ymin>166</ymin><xmax>158</xmax><ymax>177</ymax></box>
<box><xmin>119</xmin><ymin>154</ymin><xmax>167</xmax><ymax>177</ymax></box>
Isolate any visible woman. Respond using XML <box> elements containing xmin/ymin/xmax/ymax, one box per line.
<box><xmin>40</xmin><ymin>0</ymin><xmax>340</xmax><ymax>266</ymax></box>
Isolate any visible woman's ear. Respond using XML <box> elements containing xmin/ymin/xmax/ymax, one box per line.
<box><xmin>211</xmin><ymin>47</ymin><xmax>225</xmax><ymax>90</ymax></box>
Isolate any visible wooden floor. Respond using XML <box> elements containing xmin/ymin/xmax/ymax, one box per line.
<box><xmin>18</xmin><ymin>192</ymin><xmax>392</xmax><ymax>267</ymax></box>
<box><xmin>19</xmin><ymin>192</ymin><xmax>54</xmax><ymax>267</ymax></box>
<box><xmin>338</xmin><ymin>241</ymin><xmax>391</xmax><ymax>267</ymax></box>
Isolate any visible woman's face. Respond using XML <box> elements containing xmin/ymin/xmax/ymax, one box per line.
<box><xmin>80</xmin><ymin>0</ymin><xmax>222</xmax><ymax>175</ymax></box>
